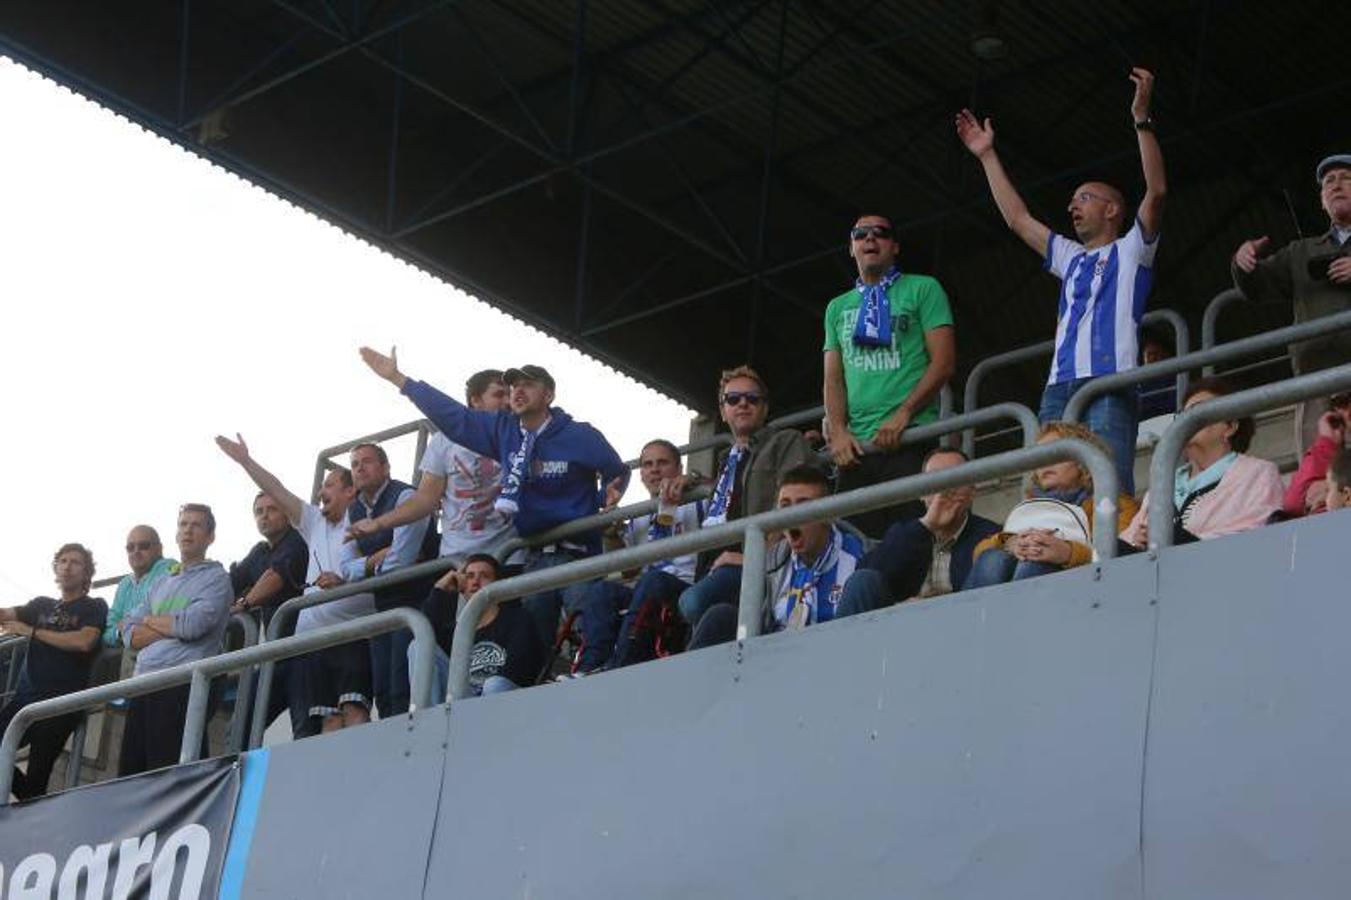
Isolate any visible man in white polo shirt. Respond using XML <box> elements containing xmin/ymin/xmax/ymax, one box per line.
<box><xmin>956</xmin><ymin>67</ymin><xmax>1167</xmax><ymax>493</ymax></box>
<box><xmin>216</xmin><ymin>433</ymin><xmax>376</xmax><ymax>734</ymax></box>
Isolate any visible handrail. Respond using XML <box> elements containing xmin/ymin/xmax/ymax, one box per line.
<box><xmin>961</xmin><ymin>308</ymin><xmax>1188</xmax><ymax>457</ymax></box>
<box><xmin>0</xmin><ymin>607</ymin><xmax>435</xmax><ymax>803</ymax></box>
<box><xmin>310</xmin><ymin>419</ymin><xmax>432</xmax><ymax>503</ymax></box>
<box><xmin>225</xmin><ymin>611</ymin><xmax>260</xmax><ymax>753</ymax></box>
<box><xmin>1063</xmin><ymin>309</ymin><xmax>1351</xmax><ymax>424</ymax></box>
<box><xmin>1145</xmin><ymin>363</ymin><xmax>1351</xmax><ymax>552</ymax></box>
<box><xmin>449</xmin><ymin>437</ymin><xmax>1119</xmax><ymax>701</ymax></box>
<box><xmin>503</xmin><ymin>403</ymin><xmax>1039</xmax><ymax>561</ymax></box>
<box><xmin>1200</xmin><ymin>288</ymin><xmax>1245</xmax><ymax>376</ymax></box>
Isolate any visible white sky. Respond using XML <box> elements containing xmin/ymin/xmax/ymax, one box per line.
<box><xmin>0</xmin><ymin>57</ymin><xmax>694</xmax><ymax>600</ymax></box>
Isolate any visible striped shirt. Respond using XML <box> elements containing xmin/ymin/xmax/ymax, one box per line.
<box><xmin>1044</xmin><ymin>219</ymin><xmax>1159</xmax><ymax>386</ymax></box>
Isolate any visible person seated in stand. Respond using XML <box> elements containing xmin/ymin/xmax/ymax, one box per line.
<box><xmin>1136</xmin><ymin>326</ymin><xmax>1178</xmax><ymax>420</ymax></box>
<box><xmin>836</xmin><ymin>447</ymin><xmax>1000</xmax><ymax>615</ymax></box>
<box><xmin>1281</xmin><ymin>392</ymin><xmax>1351</xmax><ymax>518</ymax></box>
<box><xmin>0</xmin><ymin>544</ymin><xmax>107</xmax><ymax>801</ymax></box>
<box><xmin>965</xmin><ymin>423</ymin><xmax>1139</xmax><ymax>589</ymax></box>
<box><xmin>677</xmin><ymin>366</ymin><xmax>814</xmax><ymax>632</ymax></box>
<box><xmin>413</xmin><ymin>553</ymin><xmax>545</xmax><ymax>698</ymax></box>
<box><xmin>686</xmin><ymin>466</ymin><xmax>873</xmax><ymax>649</ymax></box>
<box><xmin>573</xmin><ymin>439</ymin><xmax>706</xmax><ymax>675</ymax></box>
<box><xmin>1121</xmin><ymin>377</ymin><xmax>1284</xmax><ymax>548</ymax></box>
<box><xmin>1323</xmin><ymin>448</ymin><xmax>1351</xmax><ymax>513</ymax></box>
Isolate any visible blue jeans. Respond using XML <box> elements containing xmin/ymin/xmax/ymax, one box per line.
<box><xmin>370</xmin><ymin>628</ymin><xmax>413</xmax><ymax>718</ymax></box>
<box><xmin>521</xmin><ymin>550</ymin><xmax>601</xmax><ymax>653</ymax></box>
<box><xmin>678</xmin><ymin>564</ymin><xmax>743</xmax><ymax>627</ymax></box>
<box><xmin>576</xmin><ymin>580</ymin><xmax>632</xmax><ymax>672</ymax></box>
<box><xmin>407</xmin><ymin>641</ymin><xmax>519</xmax><ymax>700</ymax></box>
<box><xmin>835</xmin><ymin>569</ymin><xmax>892</xmax><ymax>618</ymax></box>
<box><xmin>963</xmin><ymin>548</ymin><xmax>1060</xmax><ymax>589</ymax></box>
<box><xmin>1039</xmin><ymin>378</ymin><xmax>1138</xmax><ymax>495</ymax></box>
<box><xmin>611</xmin><ymin>569</ymin><xmax>691</xmax><ymax>668</ymax></box>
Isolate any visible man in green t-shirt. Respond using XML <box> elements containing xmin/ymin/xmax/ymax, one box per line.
<box><xmin>823</xmin><ymin>213</ymin><xmax>956</xmax><ymax>537</ymax></box>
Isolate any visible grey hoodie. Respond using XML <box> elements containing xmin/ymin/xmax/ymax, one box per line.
<box><xmin>122</xmin><ymin>560</ymin><xmax>233</xmax><ymax>676</ymax></box>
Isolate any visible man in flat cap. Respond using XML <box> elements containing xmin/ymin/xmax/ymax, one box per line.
<box><xmin>1233</xmin><ymin>153</ymin><xmax>1351</xmax><ymax>450</ymax></box>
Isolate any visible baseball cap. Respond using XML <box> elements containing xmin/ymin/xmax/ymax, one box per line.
<box><xmin>503</xmin><ymin>365</ymin><xmax>555</xmax><ymax>391</ymax></box>
<box><xmin>1315</xmin><ymin>154</ymin><xmax>1351</xmax><ymax>182</ymax></box>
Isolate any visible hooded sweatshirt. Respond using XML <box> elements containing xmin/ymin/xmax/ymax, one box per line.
<box><xmin>122</xmin><ymin>559</ymin><xmax>233</xmax><ymax>675</ymax></box>
<box><xmin>403</xmin><ymin>379</ymin><xmax>629</xmax><ymax>551</ymax></box>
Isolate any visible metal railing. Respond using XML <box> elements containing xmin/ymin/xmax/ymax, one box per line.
<box><xmin>449</xmin><ymin>437</ymin><xmax>1119</xmax><ymax>700</ymax></box>
<box><xmin>1200</xmin><ymin>288</ymin><xmax>1245</xmax><ymax>376</ymax></box>
<box><xmin>311</xmin><ymin>419</ymin><xmax>433</xmax><ymax>502</ymax></box>
<box><xmin>1062</xmin><ymin>309</ymin><xmax>1351</xmax><ymax>425</ymax></box>
<box><xmin>0</xmin><ymin>607</ymin><xmax>434</xmax><ymax>804</ymax></box>
<box><xmin>960</xmin><ymin>308</ymin><xmax>1189</xmax><ymax>457</ymax></box>
<box><xmin>1145</xmin><ymin>363</ymin><xmax>1351</xmax><ymax>551</ymax></box>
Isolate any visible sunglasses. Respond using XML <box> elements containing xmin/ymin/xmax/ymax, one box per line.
<box><xmin>1072</xmin><ymin>190</ymin><xmax>1113</xmax><ymax>205</ymax></box>
<box><xmin>125</xmin><ymin>541</ymin><xmax>157</xmax><ymax>552</ymax></box>
<box><xmin>722</xmin><ymin>391</ymin><xmax>763</xmax><ymax>408</ymax></box>
<box><xmin>849</xmin><ymin>225</ymin><xmax>893</xmax><ymax>241</ymax></box>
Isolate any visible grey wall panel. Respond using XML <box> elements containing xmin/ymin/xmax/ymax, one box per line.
<box><xmin>238</xmin><ymin>706</ymin><xmax>452</xmax><ymax>898</ymax></box>
<box><xmin>1144</xmin><ymin>513</ymin><xmax>1351</xmax><ymax>900</ymax></box>
<box><xmin>428</xmin><ymin>558</ymin><xmax>1159</xmax><ymax>900</ymax></box>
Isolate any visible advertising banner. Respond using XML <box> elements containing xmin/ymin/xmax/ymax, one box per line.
<box><xmin>0</xmin><ymin>756</ymin><xmax>240</xmax><ymax>898</ymax></box>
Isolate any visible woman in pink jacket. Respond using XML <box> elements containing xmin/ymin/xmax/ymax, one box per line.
<box><xmin>1122</xmin><ymin>377</ymin><xmax>1284</xmax><ymax>548</ymax></box>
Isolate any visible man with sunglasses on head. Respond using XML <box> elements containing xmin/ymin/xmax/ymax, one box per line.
<box><xmin>105</xmin><ymin>525</ymin><xmax>175</xmax><ymax>649</ymax></box>
<box><xmin>677</xmin><ymin>365</ymin><xmax>814</xmax><ymax>632</ymax></box>
<box><xmin>956</xmin><ymin>67</ymin><xmax>1166</xmax><ymax>494</ymax></box>
<box><xmin>825</xmin><ymin>214</ymin><xmax>956</xmax><ymax>538</ymax></box>
<box><xmin>360</xmin><ymin>348</ymin><xmax>629</xmax><ymax>653</ymax></box>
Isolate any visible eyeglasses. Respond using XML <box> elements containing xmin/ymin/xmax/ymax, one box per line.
<box><xmin>849</xmin><ymin>225</ymin><xmax>893</xmax><ymax>241</ymax></box>
<box><xmin>1072</xmin><ymin>191</ymin><xmax>1113</xmax><ymax>205</ymax></box>
<box><xmin>722</xmin><ymin>391</ymin><xmax>763</xmax><ymax>408</ymax></box>
<box><xmin>125</xmin><ymin>541</ymin><xmax>157</xmax><ymax>552</ymax></box>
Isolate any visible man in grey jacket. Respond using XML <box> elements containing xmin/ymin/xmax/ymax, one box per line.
<box><xmin>118</xmin><ymin>503</ymin><xmax>232</xmax><ymax>776</ymax></box>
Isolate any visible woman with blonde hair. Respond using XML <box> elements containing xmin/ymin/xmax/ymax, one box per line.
<box><xmin>965</xmin><ymin>421</ymin><xmax>1140</xmax><ymax>588</ymax></box>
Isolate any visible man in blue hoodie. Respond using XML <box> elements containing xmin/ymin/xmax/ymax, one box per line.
<box><xmin>360</xmin><ymin>347</ymin><xmax>629</xmax><ymax>656</ymax></box>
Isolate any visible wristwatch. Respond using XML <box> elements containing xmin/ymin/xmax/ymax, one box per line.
<box><xmin>1134</xmin><ymin>118</ymin><xmax>1155</xmax><ymax>131</ymax></box>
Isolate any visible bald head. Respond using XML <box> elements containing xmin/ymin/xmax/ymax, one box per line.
<box><xmin>125</xmin><ymin>524</ymin><xmax>164</xmax><ymax>578</ymax></box>
<box><xmin>1068</xmin><ymin>181</ymin><xmax>1128</xmax><ymax>246</ymax></box>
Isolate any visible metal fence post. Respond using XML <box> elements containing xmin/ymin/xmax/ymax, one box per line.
<box><xmin>736</xmin><ymin>526</ymin><xmax>767</xmax><ymax>642</ymax></box>
<box><xmin>63</xmin><ymin>714</ymin><xmax>87</xmax><ymax>789</ymax></box>
<box><xmin>179</xmin><ymin>668</ymin><xmax>213</xmax><ymax>764</ymax></box>
<box><xmin>1200</xmin><ymin>288</ymin><xmax>1245</xmax><ymax>375</ymax></box>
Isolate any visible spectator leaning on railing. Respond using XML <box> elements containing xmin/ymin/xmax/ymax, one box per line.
<box><xmin>964</xmin><ymin>423</ymin><xmax>1139</xmax><ymax>589</ymax></box>
<box><xmin>1120</xmin><ymin>377</ymin><xmax>1284</xmax><ymax>548</ymax></box>
<box><xmin>118</xmin><ymin>504</ymin><xmax>231</xmax><ymax>777</ymax></box>
<box><xmin>836</xmin><ymin>447</ymin><xmax>1000</xmax><ymax>616</ymax></box>
<box><xmin>360</xmin><ymin>347</ymin><xmax>629</xmax><ymax>652</ymax></box>
<box><xmin>956</xmin><ymin>67</ymin><xmax>1166</xmax><ymax>495</ymax></box>
<box><xmin>1232</xmin><ymin>154</ymin><xmax>1351</xmax><ymax>452</ymax></box>
<box><xmin>676</xmin><ymin>366</ymin><xmax>814</xmax><ymax>632</ymax></box>
<box><xmin>0</xmin><ymin>543</ymin><xmax>107</xmax><ymax>801</ymax></box>
<box><xmin>1282</xmin><ymin>392</ymin><xmax>1351</xmax><ymax>517</ymax></box>
<box><xmin>823</xmin><ymin>212</ymin><xmax>956</xmax><ymax>538</ymax></box>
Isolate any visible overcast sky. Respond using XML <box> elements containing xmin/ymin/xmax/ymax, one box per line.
<box><xmin>0</xmin><ymin>57</ymin><xmax>694</xmax><ymax>600</ymax></box>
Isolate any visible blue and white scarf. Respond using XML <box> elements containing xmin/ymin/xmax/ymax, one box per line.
<box><xmin>1174</xmin><ymin>451</ymin><xmax>1237</xmax><ymax>509</ymax></box>
<box><xmin>852</xmin><ymin>266</ymin><xmax>901</xmax><ymax>348</ymax></box>
<box><xmin>702</xmin><ymin>446</ymin><xmax>748</xmax><ymax>527</ymax></box>
<box><xmin>495</xmin><ymin>417</ymin><xmax>550</xmax><ymax>516</ymax></box>
<box><xmin>775</xmin><ymin>526</ymin><xmax>857</xmax><ymax>629</ymax></box>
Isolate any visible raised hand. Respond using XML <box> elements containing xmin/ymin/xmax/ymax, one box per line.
<box><xmin>1129</xmin><ymin>67</ymin><xmax>1155</xmax><ymax>121</ymax></box>
<box><xmin>215</xmin><ymin>432</ymin><xmax>250</xmax><ymax>465</ymax></box>
<box><xmin>955</xmin><ymin>108</ymin><xmax>995</xmax><ymax>158</ymax></box>
<box><xmin>1233</xmin><ymin>236</ymin><xmax>1271</xmax><ymax>273</ymax></box>
<box><xmin>359</xmin><ymin>345</ymin><xmax>405</xmax><ymax>387</ymax></box>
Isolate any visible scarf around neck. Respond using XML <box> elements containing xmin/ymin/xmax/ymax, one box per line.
<box><xmin>495</xmin><ymin>416</ymin><xmax>551</xmax><ymax>516</ymax></box>
<box><xmin>852</xmin><ymin>266</ymin><xmax>901</xmax><ymax>348</ymax></box>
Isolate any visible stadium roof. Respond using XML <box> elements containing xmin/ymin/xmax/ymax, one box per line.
<box><xmin>3</xmin><ymin>0</ymin><xmax>1346</xmax><ymax>414</ymax></box>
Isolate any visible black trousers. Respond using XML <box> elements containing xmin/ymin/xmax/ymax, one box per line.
<box><xmin>0</xmin><ymin>691</ymin><xmax>81</xmax><ymax>801</ymax></box>
<box><xmin>835</xmin><ymin>441</ymin><xmax>934</xmax><ymax>539</ymax></box>
<box><xmin>118</xmin><ymin>683</ymin><xmax>209</xmax><ymax>777</ymax></box>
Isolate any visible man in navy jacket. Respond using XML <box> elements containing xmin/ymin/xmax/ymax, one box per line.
<box><xmin>360</xmin><ymin>347</ymin><xmax>629</xmax><ymax>654</ymax></box>
<box><xmin>837</xmin><ymin>447</ymin><xmax>999</xmax><ymax>614</ymax></box>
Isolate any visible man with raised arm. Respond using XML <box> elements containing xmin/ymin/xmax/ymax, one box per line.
<box><xmin>360</xmin><ymin>348</ymin><xmax>630</xmax><ymax>653</ymax></box>
<box><xmin>118</xmin><ymin>505</ymin><xmax>232</xmax><ymax>775</ymax></box>
<box><xmin>956</xmin><ymin>67</ymin><xmax>1166</xmax><ymax>494</ymax></box>
<box><xmin>1232</xmin><ymin>154</ymin><xmax>1351</xmax><ymax>451</ymax></box>
<box><xmin>348</xmin><ymin>369</ymin><xmax>517</xmax><ymax>568</ymax></box>
<box><xmin>215</xmin><ymin>435</ymin><xmax>375</xmax><ymax>734</ymax></box>
<box><xmin>824</xmin><ymin>212</ymin><xmax>956</xmax><ymax>538</ymax></box>
<box><xmin>0</xmin><ymin>543</ymin><xmax>107</xmax><ymax>800</ymax></box>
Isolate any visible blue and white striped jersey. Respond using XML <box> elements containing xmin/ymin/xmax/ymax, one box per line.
<box><xmin>1043</xmin><ymin>219</ymin><xmax>1159</xmax><ymax>386</ymax></box>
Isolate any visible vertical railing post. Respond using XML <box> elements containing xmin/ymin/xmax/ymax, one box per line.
<box><xmin>63</xmin><ymin>714</ymin><xmax>87</xmax><ymax>789</ymax></box>
<box><xmin>179</xmin><ymin>668</ymin><xmax>212</xmax><ymax>765</ymax></box>
<box><xmin>736</xmin><ymin>526</ymin><xmax>767</xmax><ymax>642</ymax></box>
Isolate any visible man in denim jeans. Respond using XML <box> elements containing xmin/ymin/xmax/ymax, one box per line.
<box><xmin>957</xmin><ymin>67</ymin><xmax>1167</xmax><ymax>493</ymax></box>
